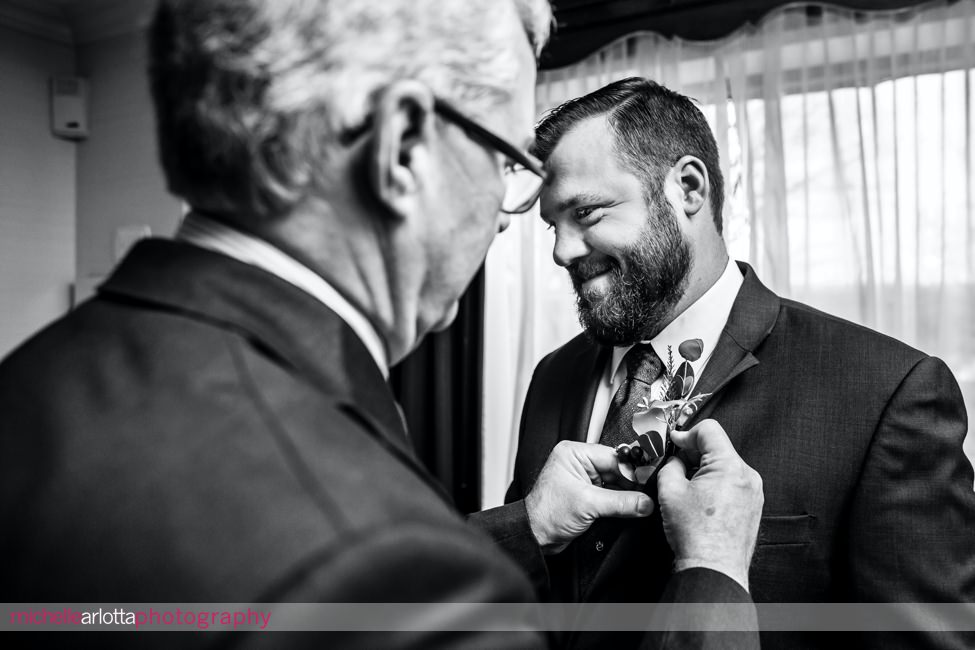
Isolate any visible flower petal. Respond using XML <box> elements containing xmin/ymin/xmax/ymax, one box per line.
<box><xmin>637</xmin><ymin>430</ymin><xmax>664</xmax><ymax>457</ymax></box>
<box><xmin>632</xmin><ymin>409</ymin><xmax>665</xmax><ymax>436</ymax></box>
<box><xmin>678</xmin><ymin>338</ymin><xmax>704</xmax><ymax>362</ymax></box>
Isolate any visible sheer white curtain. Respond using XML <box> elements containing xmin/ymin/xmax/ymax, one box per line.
<box><xmin>482</xmin><ymin>0</ymin><xmax>975</xmax><ymax>506</ymax></box>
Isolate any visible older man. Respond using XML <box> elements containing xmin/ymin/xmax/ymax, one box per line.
<box><xmin>508</xmin><ymin>76</ymin><xmax>975</xmax><ymax>649</ymax></box>
<box><xmin>0</xmin><ymin>4</ymin><xmax>762</xmax><ymax>648</ymax></box>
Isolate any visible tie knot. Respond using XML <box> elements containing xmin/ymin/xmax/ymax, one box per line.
<box><xmin>623</xmin><ymin>344</ymin><xmax>663</xmax><ymax>386</ymax></box>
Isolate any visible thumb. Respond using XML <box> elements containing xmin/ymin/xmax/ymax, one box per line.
<box><xmin>657</xmin><ymin>454</ymin><xmax>689</xmax><ymax>497</ymax></box>
<box><xmin>670</xmin><ymin>419</ymin><xmax>735</xmax><ymax>458</ymax></box>
<box><xmin>585</xmin><ymin>486</ymin><xmax>655</xmax><ymax>519</ymax></box>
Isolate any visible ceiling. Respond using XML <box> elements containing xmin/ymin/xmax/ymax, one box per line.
<box><xmin>0</xmin><ymin>0</ymin><xmax>935</xmax><ymax>65</ymax></box>
<box><xmin>0</xmin><ymin>0</ymin><xmax>154</xmax><ymax>44</ymax></box>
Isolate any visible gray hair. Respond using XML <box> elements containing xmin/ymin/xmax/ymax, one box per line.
<box><xmin>149</xmin><ymin>0</ymin><xmax>552</xmax><ymax>221</ymax></box>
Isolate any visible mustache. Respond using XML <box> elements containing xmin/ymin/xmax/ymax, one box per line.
<box><xmin>568</xmin><ymin>258</ymin><xmax>618</xmax><ymax>284</ymax></box>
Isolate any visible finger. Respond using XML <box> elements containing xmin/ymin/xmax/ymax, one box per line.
<box><xmin>603</xmin><ymin>473</ymin><xmax>638</xmax><ymax>491</ymax></box>
<box><xmin>669</xmin><ymin>419</ymin><xmax>736</xmax><ymax>458</ymax></box>
<box><xmin>670</xmin><ymin>445</ymin><xmax>700</xmax><ymax>472</ymax></box>
<box><xmin>657</xmin><ymin>454</ymin><xmax>689</xmax><ymax>495</ymax></box>
<box><xmin>570</xmin><ymin>441</ymin><xmax>631</xmax><ymax>483</ymax></box>
<box><xmin>585</xmin><ymin>485</ymin><xmax>655</xmax><ymax>518</ymax></box>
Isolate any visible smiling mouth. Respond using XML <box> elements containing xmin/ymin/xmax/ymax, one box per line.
<box><xmin>583</xmin><ymin>271</ymin><xmax>616</xmax><ymax>294</ymax></box>
<box><xmin>571</xmin><ymin>262</ymin><xmax>616</xmax><ymax>294</ymax></box>
<box><xmin>582</xmin><ymin>270</ymin><xmax>609</xmax><ymax>285</ymax></box>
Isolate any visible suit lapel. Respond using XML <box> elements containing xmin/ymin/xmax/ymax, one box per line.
<box><xmin>684</xmin><ymin>262</ymin><xmax>780</xmax><ymax>430</ymax></box>
<box><xmin>558</xmin><ymin>343</ymin><xmax>609</xmax><ymax>443</ymax></box>
<box><xmin>98</xmin><ymin>239</ymin><xmax>451</xmax><ymax>505</ymax></box>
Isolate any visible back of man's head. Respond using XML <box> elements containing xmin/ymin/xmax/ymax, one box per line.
<box><xmin>534</xmin><ymin>77</ymin><xmax>724</xmax><ymax>233</ymax></box>
<box><xmin>148</xmin><ymin>0</ymin><xmax>552</xmax><ymax>224</ymax></box>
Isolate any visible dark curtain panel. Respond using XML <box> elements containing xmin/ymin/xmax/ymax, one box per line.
<box><xmin>544</xmin><ymin>0</ymin><xmax>941</xmax><ymax>69</ymax></box>
<box><xmin>390</xmin><ymin>268</ymin><xmax>485</xmax><ymax>514</ymax></box>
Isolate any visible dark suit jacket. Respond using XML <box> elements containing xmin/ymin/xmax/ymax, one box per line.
<box><xmin>0</xmin><ymin>239</ymin><xmax>756</xmax><ymax>649</ymax></box>
<box><xmin>508</xmin><ymin>262</ymin><xmax>975</xmax><ymax>650</ymax></box>
<box><xmin>0</xmin><ymin>239</ymin><xmax>543</xmax><ymax>648</ymax></box>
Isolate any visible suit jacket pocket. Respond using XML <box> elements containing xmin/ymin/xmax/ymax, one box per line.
<box><xmin>751</xmin><ymin>514</ymin><xmax>819</xmax><ymax>602</ymax></box>
<box><xmin>757</xmin><ymin>514</ymin><xmax>815</xmax><ymax>547</ymax></box>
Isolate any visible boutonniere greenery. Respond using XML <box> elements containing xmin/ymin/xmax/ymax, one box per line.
<box><xmin>616</xmin><ymin>338</ymin><xmax>711</xmax><ymax>484</ymax></box>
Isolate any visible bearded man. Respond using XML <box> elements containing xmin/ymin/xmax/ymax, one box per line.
<box><xmin>0</xmin><ymin>5</ymin><xmax>770</xmax><ymax>649</ymax></box>
<box><xmin>506</xmin><ymin>77</ymin><xmax>975</xmax><ymax>650</ymax></box>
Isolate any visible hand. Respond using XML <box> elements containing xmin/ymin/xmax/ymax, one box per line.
<box><xmin>657</xmin><ymin>419</ymin><xmax>763</xmax><ymax>591</ymax></box>
<box><xmin>525</xmin><ymin>440</ymin><xmax>655</xmax><ymax>555</ymax></box>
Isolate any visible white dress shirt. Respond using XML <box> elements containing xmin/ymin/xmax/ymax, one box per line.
<box><xmin>585</xmin><ymin>257</ymin><xmax>744</xmax><ymax>443</ymax></box>
<box><xmin>175</xmin><ymin>211</ymin><xmax>389</xmax><ymax>378</ymax></box>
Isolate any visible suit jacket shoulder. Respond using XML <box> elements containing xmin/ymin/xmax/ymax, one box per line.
<box><xmin>0</xmin><ymin>240</ymin><xmax>544</xmax><ymax>648</ymax></box>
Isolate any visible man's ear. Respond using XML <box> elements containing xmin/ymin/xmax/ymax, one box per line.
<box><xmin>367</xmin><ymin>81</ymin><xmax>437</xmax><ymax>220</ymax></box>
<box><xmin>670</xmin><ymin>155</ymin><xmax>709</xmax><ymax>218</ymax></box>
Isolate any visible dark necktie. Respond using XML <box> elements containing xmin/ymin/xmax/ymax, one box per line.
<box><xmin>598</xmin><ymin>344</ymin><xmax>665</xmax><ymax>449</ymax></box>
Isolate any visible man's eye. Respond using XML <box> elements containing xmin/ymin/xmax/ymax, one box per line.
<box><xmin>576</xmin><ymin>206</ymin><xmax>598</xmax><ymax>219</ymax></box>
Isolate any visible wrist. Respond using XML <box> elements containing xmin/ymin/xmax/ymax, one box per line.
<box><xmin>524</xmin><ymin>492</ymin><xmax>564</xmax><ymax>555</ymax></box>
<box><xmin>524</xmin><ymin>491</ymin><xmax>547</xmax><ymax>546</ymax></box>
<box><xmin>673</xmin><ymin>558</ymin><xmax>750</xmax><ymax>593</ymax></box>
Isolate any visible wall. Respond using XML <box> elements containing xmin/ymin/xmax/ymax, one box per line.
<box><xmin>75</xmin><ymin>29</ymin><xmax>181</xmax><ymax>283</ymax></box>
<box><xmin>0</xmin><ymin>24</ymin><xmax>76</xmax><ymax>357</ymax></box>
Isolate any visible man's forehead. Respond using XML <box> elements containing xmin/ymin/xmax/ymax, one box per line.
<box><xmin>544</xmin><ymin>123</ymin><xmax>618</xmax><ymax>180</ymax></box>
<box><xmin>539</xmin><ymin>155</ymin><xmax>613</xmax><ymax>215</ymax></box>
<box><xmin>545</xmin><ymin>117</ymin><xmax>614</xmax><ymax>167</ymax></box>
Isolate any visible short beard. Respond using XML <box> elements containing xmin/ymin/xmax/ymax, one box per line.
<box><xmin>570</xmin><ymin>197</ymin><xmax>691</xmax><ymax>346</ymax></box>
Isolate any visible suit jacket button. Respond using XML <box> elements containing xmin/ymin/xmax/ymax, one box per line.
<box><xmin>595</xmin><ymin>540</ymin><xmax>604</xmax><ymax>552</ymax></box>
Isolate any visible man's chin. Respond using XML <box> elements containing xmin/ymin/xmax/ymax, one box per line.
<box><xmin>576</xmin><ymin>299</ymin><xmax>666</xmax><ymax>346</ymax></box>
<box><xmin>583</xmin><ymin>325</ymin><xmax>633</xmax><ymax>347</ymax></box>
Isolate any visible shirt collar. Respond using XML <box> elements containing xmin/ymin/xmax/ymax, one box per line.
<box><xmin>606</xmin><ymin>256</ymin><xmax>744</xmax><ymax>385</ymax></box>
<box><xmin>175</xmin><ymin>211</ymin><xmax>389</xmax><ymax>378</ymax></box>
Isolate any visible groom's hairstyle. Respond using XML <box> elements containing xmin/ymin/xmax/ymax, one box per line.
<box><xmin>533</xmin><ymin>77</ymin><xmax>725</xmax><ymax>233</ymax></box>
<box><xmin>148</xmin><ymin>0</ymin><xmax>552</xmax><ymax>224</ymax></box>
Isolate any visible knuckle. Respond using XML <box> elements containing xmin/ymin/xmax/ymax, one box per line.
<box><xmin>696</xmin><ymin>419</ymin><xmax>716</xmax><ymax>434</ymax></box>
<box><xmin>702</xmin><ymin>418</ymin><xmax>724</xmax><ymax>435</ymax></box>
<box><xmin>749</xmin><ymin>470</ymin><xmax>763</xmax><ymax>492</ymax></box>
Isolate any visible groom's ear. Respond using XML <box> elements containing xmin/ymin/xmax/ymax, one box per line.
<box><xmin>670</xmin><ymin>155</ymin><xmax>709</xmax><ymax>219</ymax></box>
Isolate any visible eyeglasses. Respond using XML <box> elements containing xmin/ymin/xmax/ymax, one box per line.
<box><xmin>432</xmin><ymin>99</ymin><xmax>547</xmax><ymax>214</ymax></box>
<box><xmin>341</xmin><ymin>98</ymin><xmax>547</xmax><ymax>215</ymax></box>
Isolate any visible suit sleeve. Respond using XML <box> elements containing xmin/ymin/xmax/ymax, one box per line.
<box><xmin>468</xmin><ymin>500</ymin><xmax>550</xmax><ymax>597</ymax></box>
<box><xmin>233</xmin><ymin>522</ymin><xmax>547</xmax><ymax>650</ymax></box>
<box><xmin>640</xmin><ymin>568</ymin><xmax>760</xmax><ymax>650</ymax></box>
<box><xmin>847</xmin><ymin>356</ymin><xmax>975</xmax><ymax>649</ymax></box>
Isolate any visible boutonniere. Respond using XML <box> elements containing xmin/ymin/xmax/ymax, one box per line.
<box><xmin>616</xmin><ymin>338</ymin><xmax>711</xmax><ymax>485</ymax></box>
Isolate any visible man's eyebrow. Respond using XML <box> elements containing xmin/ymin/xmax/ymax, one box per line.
<box><xmin>556</xmin><ymin>191</ymin><xmax>607</xmax><ymax>213</ymax></box>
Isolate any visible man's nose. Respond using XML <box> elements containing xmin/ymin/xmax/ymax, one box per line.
<box><xmin>552</xmin><ymin>224</ymin><xmax>589</xmax><ymax>268</ymax></box>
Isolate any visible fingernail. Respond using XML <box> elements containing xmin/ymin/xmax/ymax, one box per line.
<box><xmin>637</xmin><ymin>496</ymin><xmax>654</xmax><ymax>516</ymax></box>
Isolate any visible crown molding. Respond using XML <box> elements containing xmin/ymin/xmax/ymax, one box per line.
<box><xmin>0</xmin><ymin>1</ymin><xmax>73</xmax><ymax>44</ymax></box>
<box><xmin>0</xmin><ymin>0</ymin><xmax>156</xmax><ymax>46</ymax></box>
<box><xmin>67</xmin><ymin>0</ymin><xmax>155</xmax><ymax>44</ymax></box>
